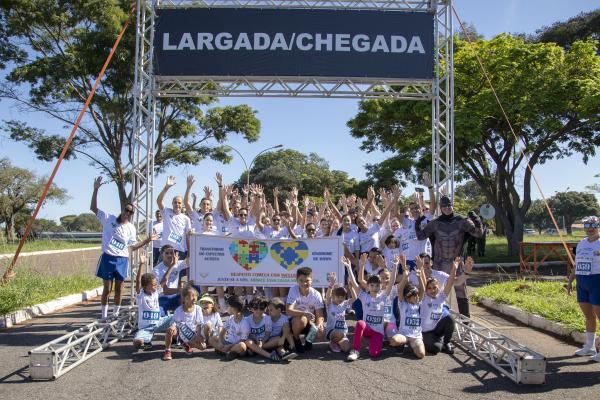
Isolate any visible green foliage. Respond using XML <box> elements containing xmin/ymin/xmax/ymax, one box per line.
<box><xmin>525</xmin><ymin>199</ymin><xmax>551</xmax><ymax>234</ymax></box>
<box><xmin>548</xmin><ymin>191</ymin><xmax>599</xmax><ymax>233</ymax></box>
<box><xmin>348</xmin><ymin>35</ymin><xmax>600</xmax><ymax>255</ymax></box>
<box><xmin>59</xmin><ymin>213</ymin><xmax>101</xmax><ymax>232</ymax></box>
<box><xmin>0</xmin><ymin>1</ymin><xmax>260</xmax><ymax>206</ymax></box>
<box><xmin>473</xmin><ymin>280</ymin><xmax>599</xmax><ymax>334</ymax></box>
<box><xmin>0</xmin><ymin>239</ymin><xmax>98</xmax><ymax>254</ymax></box>
<box><xmin>238</xmin><ymin>149</ymin><xmax>359</xmax><ymax>201</ymax></box>
<box><xmin>0</xmin><ymin>269</ymin><xmax>100</xmax><ymax>315</ymax></box>
<box><xmin>453</xmin><ymin>180</ymin><xmax>487</xmax><ymax>216</ymax></box>
<box><xmin>535</xmin><ymin>9</ymin><xmax>600</xmax><ymax>47</ymax></box>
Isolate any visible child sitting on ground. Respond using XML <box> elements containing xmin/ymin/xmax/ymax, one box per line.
<box><xmin>217</xmin><ymin>296</ymin><xmax>248</xmax><ymax>361</ymax></box>
<box><xmin>199</xmin><ymin>294</ymin><xmax>223</xmax><ymax>350</ymax></box>
<box><xmin>242</xmin><ymin>296</ymin><xmax>291</xmax><ymax>362</ymax></box>
<box><xmin>163</xmin><ymin>286</ymin><xmax>205</xmax><ymax>360</ymax></box>
<box><xmin>263</xmin><ymin>298</ymin><xmax>297</xmax><ymax>360</ymax></box>
<box><xmin>326</xmin><ymin>261</ymin><xmax>358</xmax><ymax>354</ymax></box>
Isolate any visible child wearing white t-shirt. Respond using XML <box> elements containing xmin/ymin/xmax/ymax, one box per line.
<box><xmin>163</xmin><ymin>286</ymin><xmax>204</xmax><ymax>360</ymax></box>
<box><xmin>326</xmin><ymin>261</ymin><xmax>358</xmax><ymax>354</ymax></box>
<box><xmin>216</xmin><ymin>296</ymin><xmax>248</xmax><ymax>361</ymax></box>
<box><xmin>199</xmin><ymin>295</ymin><xmax>223</xmax><ymax>350</ymax></box>
<box><xmin>263</xmin><ymin>298</ymin><xmax>297</xmax><ymax>360</ymax></box>
<box><xmin>395</xmin><ymin>257</ymin><xmax>427</xmax><ymax>359</ymax></box>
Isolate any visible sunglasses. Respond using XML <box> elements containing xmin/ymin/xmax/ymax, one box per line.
<box><xmin>239</xmin><ymin>213</ymin><xmax>248</xmax><ymax>217</ymax></box>
<box><xmin>124</xmin><ymin>208</ymin><xmax>134</xmax><ymax>214</ymax></box>
<box><xmin>273</xmin><ymin>218</ymin><xmax>281</xmax><ymax>222</ymax></box>
<box><xmin>306</xmin><ymin>228</ymin><xmax>316</xmax><ymax>232</ymax></box>
<box><xmin>584</xmin><ymin>223</ymin><xmax>599</xmax><ymax>228</ymax></box>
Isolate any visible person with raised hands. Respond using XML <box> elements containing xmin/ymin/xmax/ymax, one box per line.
<box><xmin>346</xmin><ymin>252</ymin><xmax>399</xmax><ymax>361</ymax></box>
<box><xmin>329</xmin><ymin>258</ymin><xmax>358</xmax><ymax>354</ymax></box>
<box><xmin>157</xmin><ymin>175</ymin><xmax>192</xmax><ymax>259</ymax></box>
<box><xmin>356</xmin><ymin>185</ymin><xmax>400</xmax><ymax>255</ymax></box>
<box><xmin>395</xmin><ymin>255</ymin><xmax>427</xmax><ymax>359</ymax></box>
<box><xmin>421</xmin><ymin>256</ymin><xmax>459</xmax><ymax>355</ymax></box>
<box><xmin>91</xmin><ymin>176</ymin><xmax>157</xmax><ymax>319</ymax></box>
<box><xmin>184</xmin><ymin>175</ymin><xmax>215</xmax><ymax>234</ymax></box>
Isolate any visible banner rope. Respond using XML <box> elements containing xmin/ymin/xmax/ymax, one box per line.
<box><xmin>1</xmin><ymin>3</ymin><xmax>137</xmax><ymax>284</ymax></box>
<box><xmin>451</xmin><ymin>4</ymin><xmax>575</xmax><ymax>268</ymax></box>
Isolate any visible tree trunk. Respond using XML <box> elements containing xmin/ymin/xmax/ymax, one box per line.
<box><xmin>507</xmin><ymin>216</ymin><xmax>524</xmax><ymax>257</ymax></box>
<box><xmin>494</xmin><ymin>213</ymin><xmax>505</xmax><ymax>236</ymax></box>
<box><xmin>6</xmin><ymin>215</ymin><xmax>16</xmax><ymax>241</ymax></box>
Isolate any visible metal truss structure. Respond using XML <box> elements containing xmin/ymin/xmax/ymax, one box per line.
<box><xmin>451</xmin><ymin>311</ymin><xmax>547</xmax><ymax>385</ymax></box>
<box><xmin>29</xmin><ymin>308</ymin><xmax>137</xmax><ymax>380</ymax></box>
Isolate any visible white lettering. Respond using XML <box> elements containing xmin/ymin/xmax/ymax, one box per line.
<box><xmin>352</xmin><ymin>34</ymin><xmax>370</xmax><ymax>52</ymax></box>
<box><xmin>177</xmin><ymin>33</ymin><xmax>195</xmax><ymax>50</ymax></box>
<box><xmin>335</xmin><ymin>34</ymin><xmax>351</xmax><ymax>52</ymax></box>
<box><xmin>233</xmin><ymin>32</ymin><xmax>252</xmax><ymax>50</ymax></box>
<box><xmin>408</xmin><ymin>36</ymin><xmax>425</xmax><ymax>53</ymax></box>
<box><xmin>197</xmin><ymin>33</ymin><xmax>214</xmax><ymax>50</ymax></box>
<box><xmin>371</xmin><ymin>35</ymin><xmax>389</xmax><ymax>53</ymax></box>
<box><xmin>296</xmin><ymin>33</ymin><xmax>313</xmax><ymax>51</ymax></box>
<box><xmin>270</xmin><ymin>33</ymin><xmax>288</xmax><ymax>50</ymax></box>
<box><xmin>163</xmin><ymin>33</ymin><xmax>177</xmax><ymax>50</ymax></box>
<box><xmin>254</xmin><ymin>33</ymin><xmax>270</xmax><ymax>50</ymax></box>
<box><xmin>391</xmin><ymin>36</ymin><xmax>407</xmax><ymax>53</ymax></box>
<box><xmin>315</xmin><ymin>33</ymin><xmax>333</xmax><ymax>51</ymax></box>
<box><xmin>215</xmin><ymin>32</ymin><xmax>233</xmax><ymax>50</ymax></box>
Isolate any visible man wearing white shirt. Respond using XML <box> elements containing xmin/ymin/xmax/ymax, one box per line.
<box><xmin>157</xmin><ymin>176</ymin><xmax>192</xmax><ymax>259</ymax></box>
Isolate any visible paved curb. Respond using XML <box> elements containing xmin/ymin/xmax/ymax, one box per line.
<box><xmin>0</xmin><ymin>246</ymin><xmax>101</xmax><ymax>260</ymax></box>
<box><xmin>0</xmin><ymin>285</ymin><xmax>103</xmax><ymax>329</ymax></box>
<box><xmin>476</xmin><ymin>297</ymin><xmax>598</xmax><ymax>349</ymax></box>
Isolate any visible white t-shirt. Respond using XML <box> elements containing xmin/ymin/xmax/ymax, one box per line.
<box><xmin>421</xmin><ymin>293</ymin><xmax>447</xmax><ymax>332</ymax></box>
<box><xmin>190</xmin><ymin>211</ymin><xmax>218</xmax><ymax>234</ymax></box>
<box><xmin>202</xmin><ymin>312</ymin><xmax>223</xmax><ymax>337</ymax></box>
<box><xmin>137</xmin><ymin>290</ymin><xmax>160</xmax><ymax>329</ymax></box>
<box><xmin>409</xmin><ymin>269</ymin><xmax>449</xmax><ymax>289</ymax></box>
<box><xmin>384</xmin><ymin>286</ymin><xmax>398</xmax><ymax>324</ymax></box>
<box><xmin>340</xmin><ymin>229</ymin><xmax>359</xmax><ymax>254</ymax></box>
<box><xmin>228</xmin><ymin>219</ymin><xmax>257</xmax><ymax>238</ymax></box>
<box><xmin>395</xmin><ymin>214</ymin><xmax>432</xmax><ymax>259</ymax></box>
<box><xmin>326</xmin><ymin>300</ymin><xmax>352</xmax><ymax>333</ymax></box>
<box><xmin>153</xmin><ymin>260</ymin><xmax>187</xmax><ymax>295</ymax></box>
<box><xmin>97</xmin><ymin>209</ymin><xmax>137</xmax><ymax>257</ymax></box>
<box><xmin>359</xmin><ymin>291</ymin><xmax>387</xmax><ymax>335</ymax></box>
<box><xmin>161</xmin><ymin>208</ymin><xmax>191</xmax><ymax>252</ymax></box>
<box><xmin>173</xmin><ymin>304</ymin><xmax>204</xmax><ymax>343</ymax></box>
<box><xmin>382</xmin><ymin>247</ymin><xmax>401</xmax><ymax>270</ymax></box>
<box><xmin>152</xmin><ymin>221</ymin><xmax>163</xmax><ymax>249</ymax></box>
<box><xmin>358</xmin><ymin>222</ymin><xmax>381</xmax><ymax>253</ymax></box>
<box><xmin>262</xmin><ymin>226</ymin><xmax>290</xmax><ymax>239</ymax></box>
<box><xmin>286</xmin><ymin>285</ymin><xmax>325</xmax><ymax>315</ymax></box>
<box><xmin>214</xmin><ymin>213</ymin><xmax>230</xmax><ymax>235</ymax></box>
<box><xmin>223</xmin><ymin>315</ymin><xmax>245</xmax><ymax>344</ymax></box>
<box><xmin>575</xmin><ymin>238</ymin><xmax>600</xmax><ymax>275</ymax></box>
<box><xmin>242</xmin><ymin>315</ymin><xmax>272</xmax><ymax>341</ymax></box>
<box><xmin>398</xmin><ymin>300</ymin><xmax>423</xmax><ymax>339</ymax></box>
<box><xmin>269</xmin><ymin>314</ymin><xmax>289</xmax><ymax>337</ymax></box>
<box><xmin>364</xmin><ymin>260</ymin><xmax>383</xmax><ymax>276</ymax></box>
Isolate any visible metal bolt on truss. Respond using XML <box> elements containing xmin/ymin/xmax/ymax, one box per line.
<box><xmin>28</xmin><ymin>308</ymin><xmax>137</xmax><ymax>380</ymax></box>
<box><xmin>451</xmin><ymin>311</ymin><xmax>547</xmax><ymax>385</ymax></box>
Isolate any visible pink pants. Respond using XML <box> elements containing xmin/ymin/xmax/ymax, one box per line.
<box><xmin>353</xmin><ymin>320</ymin><xmax>384</xmax><ymax>357</ymax></box>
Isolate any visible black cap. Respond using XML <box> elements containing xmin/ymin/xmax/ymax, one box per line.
<box><xmin>440</xmin><ymin>196</ymin><xmax>452</xmax><ymax>207</ymax></box>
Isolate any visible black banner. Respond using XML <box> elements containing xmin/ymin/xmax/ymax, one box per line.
<box><xmin>154</xmin><ymin>8</ymin><xmax>434</xmax><ymax>80</ymax></box>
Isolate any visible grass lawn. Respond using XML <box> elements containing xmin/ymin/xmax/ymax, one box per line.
<box><xmin>472</xmin><ymin>280</ymin><xmax>598</xmax><ymax>334</ymax></box>
<box><xmin>0</xmin><ymin>239</ymin><xmax>100</xmax><ymax>255</ymax></box>
<box><xmin>0</xmin><ymin>269</ymin><xmax>101</xmax><ymax>315</ymax></box>
<box><xmin>476</xmin><ymin>234</ymin><xmax>585</xmax><ymax>264</ymax></box>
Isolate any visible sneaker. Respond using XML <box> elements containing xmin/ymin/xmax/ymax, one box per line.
<box><xmin>225</xmin><ymin>351</ymin><xmax>239</xmax><ymax>361</ymax></box>
<box><xmin>182</xmin><ymin>342</ymin><xmax>193</xmax><ymax>355</ymax></box>
<box><xmin>282</xmin><ymin>351</ymin><xmax>298</xmax><ymax>361</ymax></box>
<box><xmin>162</xmin><ymin>349</ymin><xmax>172</xmax><ymax>361</ymax></box>
<box><xmin>133</xmin><ymin>339</ymin><xmax>144</xmax><ymax>350</ymax></box>
<box><xmin>329</xmin><ymin>341</ymin><xmax>341</xmax><ymax>353</ymax></box>
<box><xmin>347</xmin><ymin>350</ymin><xmax>359</xmax><ymax>361</ymax></box>
<box><xmin>270</xmin><ymin>351</ymin><xmax>282</xmax><ymax>362</ymax></box>
<box><xmin>305</xmin><ymin>323</ymin><xmax>318</xmax><ymax>344</ymax></box>
<box><xmin>591</xmin><ymin>352</ymin><xmax>600</xmax><ymax>363</ymax></box>
<box><xmin>574</xmin><ymin>346</ymin><xmax>597</xmax><ymax>357</ymax></box>
<box><xmin>442</xmin><ymin>342</ymin><xmax>455</xmax><ymax>355</ymax></box>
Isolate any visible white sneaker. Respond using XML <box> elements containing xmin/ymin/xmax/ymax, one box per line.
<box><xmin>574</xmin><ymin>346</ymin><xmax>597</xmax><ymax>357</ymax></box>
<box><xmin>346</xmin><ymin>350</ymin><xmax>359</xmax><ymax>361</ymax></box>
<box><xmin>591</xmin><ymin>352</ymin><xmax>600</xmax><ymax>363</ymax></box>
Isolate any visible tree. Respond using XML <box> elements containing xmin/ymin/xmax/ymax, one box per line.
<box><xmin>586</xmin><ymin>173</ymin><xmax>600</xmax><ymax>194</ymax></box>
<box><xmin>0</xmin><ymin>1</ymin><xmax>260</xmax><ymax>207</ymax></box>
<box><xmin>525</xmin><ymin>199</ymin><xmax>552</xmax><ymax>234</ymax></box>
<box><xmin>347</xmin><ymin>35</ymin><xmax>600</xmax><ymax>255</ymax></box>
<box><xmin>535</xmin><ymin>9</ymin><xmax>600</xmax><ymax>47</ymax></box>
<box><xmin>549</xmin><ymin>191</ymin><xmax>600</xmax><ymax>234</ymax></box>
<box><xmin>0</xmin><ymin>158</ymin><xmax>67</xmax><ymax>241</ymax></box>
<box><xmin>453</xmin><ymin>180</ymin><xmax>487</xmax><ymax>216</ymax></box>
<box><xmin>60</xmin><ymin>213</ymin><xmax>101</xmax><ymax>232</ymax></box>
<box><xmin>237</xmin><ymin>149</ymin><xmax>359</xmax><ymax>202</ymax></box>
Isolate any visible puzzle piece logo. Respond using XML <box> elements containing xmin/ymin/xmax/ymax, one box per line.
<box><xmin>229</xmin><ymin>240</ymin><xmax>268</xmax><ymax>271</ymax></box>
<box><xmin>270</xmin><ymin>241</ymin><xmax>309</xmax><ymax>271</ymax></box>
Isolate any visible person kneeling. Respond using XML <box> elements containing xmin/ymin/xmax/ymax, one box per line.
<box><xmin>394</xmin><ymin>259</ymin><xmax>426</xmax><ymax>359</ymax></box>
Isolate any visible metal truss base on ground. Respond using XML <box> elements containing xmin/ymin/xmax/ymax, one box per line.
<box><xmin>28</xmin><ymin>307</ymin><xmax>137</xmax><ymax>380</ymax></box>
<box><xmin>451</xmin><ymin>310</ymin><xmax>547</xmax><ymax>385</ymax></box>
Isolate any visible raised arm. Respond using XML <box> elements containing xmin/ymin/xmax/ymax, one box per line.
<box><xmin>157</xmin><ymin>176</ymin><xmax>176</xmax><ymax>211</ymax></box>
<box><xmin>135</xmin><ymin>248</ymin><xmax>147</xmax><ymax>294</ymax></box>
<box><xmin>414</xmin><ymin>255</ymin><xmax>426</xmax><ymax>300</ymax></box>
<box><xmin>443</xmin><ymin>257</ymin><xmax>460</xmax><ymax>296</ymax></box>
<box><xmin>397</xmin><ymin>261</ymin><xmax>410</xmax><ymax>302</ymax></box>
<box><xmin>454</xmin><ymin>256</ymin><xmax>473</xmax><ymax>287</ymax></box>
<box><xmin>90</xmin><ymin>177</ymin><xmax>102</xmax><ymax>215</ymax></box>
<box><xmin>377</xmin><ymin>186</ymin><xmax>400</xmax><ymax>226</ymax></box>
<box><xmin>342</xmin><ymin>256</ymin><xmax>360</xmax><ymax>296</ymax></box>
<box><xmin>422</xmin><ymin>172</ymin><xmax>436</xmax><ymax>214</ymax></box>
<box><xmin>184</xmin><ymin>175</ymin><xmax>195</xmax><ymax>218</ymax></box>
<box><xmin>221</xmin><ymin>185</ymin><xmax>234</xmax><ymax>221</ymax></box>
<box><xmin>272</xmin><ymin>187</ymin><xmax>280</xmax><ymax>214</ymax></box>
<box><xmin>357</xmin><ymin>252</ymin><xmax>369</xmax><ymax>291</ymax></box>
<box><xmin>384</xmin><ymin>254</ymin><xmax>400</xmax><ymax>297</ymax></box>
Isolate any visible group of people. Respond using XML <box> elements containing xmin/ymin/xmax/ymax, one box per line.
<box><xmin>89</xmin><ymin>170</ymin><xmax>600</xmax><ymax>363</ymax></box>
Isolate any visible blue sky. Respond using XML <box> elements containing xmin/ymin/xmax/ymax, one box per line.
<box><xmin>0</xmin><ymin>0</ymin><xmax>598</xmax><ymax>221</ymax></box>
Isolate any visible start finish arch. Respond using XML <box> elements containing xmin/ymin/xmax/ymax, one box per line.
<box><xmin>131</xmin><ymin>0</ymin><xmax>454</xmax><ymax>265</ymax></box>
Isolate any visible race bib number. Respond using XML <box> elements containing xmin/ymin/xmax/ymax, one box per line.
<box><xmin>178</xmin><ymin>323</ymin><xmax>196</xmax><ymax>342</ymax></box>
<box><xmin>108</xmin><ymin>237</ymin><xmax>126</xmax><ymax>251</ymax></box>
<box><xmin>430</xmin><ymin>312</ymin><xmax>442</xmax><ymax>321</ymax></box>
<box><xmin>576</xmin><ymin>255</ymin><xmax>593</xmax><ymax>275</ymax></box>
<box><xmin>168</xmin><ymin>232</ymin><xmax>183</xmax><ymax>244</ymax></box>
<box><xmin>409</xmin><ymin>232</ymin><xmax>417</xmax><ymax>241</ymax></box>
<box><xmin>405</xmin><ymin>317</ymin><xmax>421</xmax><ymax>327</ymax></box>
<box><xmin>383</xmin><ymin>305</ymin><xmax>392</xmax><ymax>318</ymax></box>
<box><xmin>142</xmin><ymin>311</ymin><xmax>160</xmax><ymax>321</ymax></box>
<box><xmin>402</xmin><ymin>242</ymin><xmax>409</xmax><ymax>251</ymax></box>
<box><xmin>250</xmin><ymin>326</ymin><xmax>265</xmax><ymax>338</ymax></box>
<box><xmin>365</xmin><ymin>315</ymin><xmax>383</xmax><ymax>325</ymax></box>
<box><xmin>334</xmin><ymin>320</ymin><xmax>347</xmax><ymax>330</ymax></box>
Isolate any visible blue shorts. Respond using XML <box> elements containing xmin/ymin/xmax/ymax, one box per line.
<box><xmin>134</xmin><ymin>315</ymin><xmax>173</xmax><ymax>343</ymax></box>
<box><xmin>96</xmin><ymin>253</ymin><xmax>129</xmax><ymax>281</ymax></box>
<box><xmin>576</xmin><ymin>274</ymin><xmax>600</xmax><ymax>306</ymax></box>
<box><xmin>158</xmin><ymin>284</ymin><xmax>203</xmax><ymax>315</ymax></box>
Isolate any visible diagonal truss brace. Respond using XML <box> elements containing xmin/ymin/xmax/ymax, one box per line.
<box><xmin>28</xmin><ymin>308</ymin><xmax>137</xmax><ymax>380</ymax></box>
<box><xmin>451</xmin><ymin>311</ymin><xmax>547</xmax><ymax>385</ymax></box>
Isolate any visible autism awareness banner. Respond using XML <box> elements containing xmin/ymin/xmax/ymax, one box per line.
<box><xmin>189</xmin><ymin>234</ymin><xmax>343</xmax><ymax>288</ymax></box>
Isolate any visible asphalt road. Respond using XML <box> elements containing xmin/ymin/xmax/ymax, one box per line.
<box><xmin>1</xmin><ymin>296</ymin><xmax>599</xmax><ymax>400</ymax></box>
